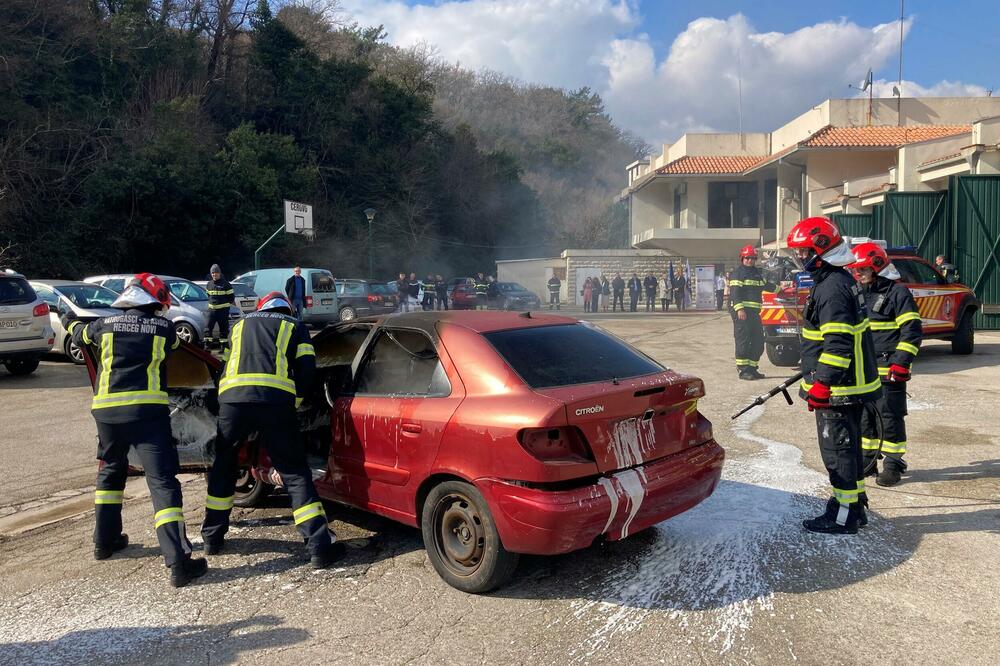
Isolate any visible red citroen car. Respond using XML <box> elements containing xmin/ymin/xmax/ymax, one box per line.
<box><xmin>93</xmin><ymin>311</ymin><xmax>724</xmax><ymax>593</ymax></box>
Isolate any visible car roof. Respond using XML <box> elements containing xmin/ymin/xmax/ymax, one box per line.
<box><xmin>377</xmin><ymin>310</ymin><xmax>578</xmax><ymax>334</ymax></box>
<box><xmin>30</xmin><ymin>279</ymin><xmax>98</xmax><ymax>288</ymax></box>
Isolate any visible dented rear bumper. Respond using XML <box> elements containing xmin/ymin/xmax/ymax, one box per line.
<box><xmin>477</xmin><ymin>439</ymin><xmax>724</xmax><ymax>556</ymax></box>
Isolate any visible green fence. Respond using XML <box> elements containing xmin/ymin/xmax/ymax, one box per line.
<box><xmin>951</xmin><ymin>175</ymin><xmax>1000</xmax><ymax>330</ymax></box>
<box><xmin>884</xmin><ymin>191</ymin><xmax>950</xmax><ymax>259</ymax></box>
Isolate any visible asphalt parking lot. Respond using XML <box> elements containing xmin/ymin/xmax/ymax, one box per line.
<box><xmin>2</xmin><ymin>312</ymin><xmax>999</xmax><ymax>664</ymax></box>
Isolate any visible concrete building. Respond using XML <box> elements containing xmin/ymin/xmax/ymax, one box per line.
<box><xmin>621</xmin><ymin>97</ymin><xmax>1000</xmax><ymax>259</ymax></box>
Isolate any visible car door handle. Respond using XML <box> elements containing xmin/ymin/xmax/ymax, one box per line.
<box><xmin>401</xmin><ymin>423</ymin><xmax>422</xmax><ymax>435</ymax></box>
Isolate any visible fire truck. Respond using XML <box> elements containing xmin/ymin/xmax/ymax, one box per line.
<box><xmin>759</xmin><ymin>241</ymin><xmax>979</xmax><ymax>367</ymax></box>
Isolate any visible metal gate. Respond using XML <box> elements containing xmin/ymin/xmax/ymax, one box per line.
<box><xmin>831</xmin><ymin>213</ymin><xmax>874</xmax><ymax>238</ymax></box>
<box><xmin>952</xmin><ymin>175</ymin><xmax>1000</xmax><ymax>329</ymax></box>
<box><xmin>884</xmin><ymin>191</ymin><xmax>949</xmax><ymax>257</ymax></box>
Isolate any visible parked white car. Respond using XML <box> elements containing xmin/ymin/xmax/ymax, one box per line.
<box><xmin>83</xmin><ymin>274</ymin><xmax>207</xmax><ymax>344</ymax></box>
<box><xmin>0</xmin><ymin>270</ymin><xmax>53</xmax><ymax>375</ymax></box>
<box><xmin>30</xmin><ymin>280</ymin><xmax>119</xmax><ymax>364</ymax></box>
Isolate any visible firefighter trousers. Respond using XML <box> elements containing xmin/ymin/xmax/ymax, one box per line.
<box><xmin>732</xmin><ymin>310</ymin><xmax>764</xmax><ymax>369</ymax></box>
<box><xmin>205</xmin><ymin>308</ymin><xmax>230</xmax><ymax>344</ymax></box>
<box><xmin>94</xmin><ymin>417</ymin><xmax>193</xmax><ymax>567</ymax></box>
<box><xmin>815</xmin><ymin>404</ymin><xmax>865</xmax><ymax>512</ymax></box>
<box><xmin>201</xmin><ymin>403</ymin><xmax>333</xmax><ymax>554</ymax></box>
<box><xmin>861</xmin><ymin>381</ymin><xmax>908</xmax><ymax>470</ymax></box>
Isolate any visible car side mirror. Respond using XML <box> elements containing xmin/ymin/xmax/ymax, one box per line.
<box><xmin>55</xmin><ymin>300</ymin><xmax>69</xmax><ymax>316</ymax></box>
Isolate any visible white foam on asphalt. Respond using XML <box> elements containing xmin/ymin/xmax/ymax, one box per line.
<box><xmin>569</xmin><ymin>404</ymin><xmax>908</xmax><ymax>660</ymax></box>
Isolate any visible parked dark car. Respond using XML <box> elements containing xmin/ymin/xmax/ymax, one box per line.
<box><xmin>335</xmin><ymin>279</ymin><xmax>398</xmax><ymax>321</ymax></box>
<box><xmin>495</xmin><ymin>282</ymin><xmax>542</xmax><ymax>310</ymax></box>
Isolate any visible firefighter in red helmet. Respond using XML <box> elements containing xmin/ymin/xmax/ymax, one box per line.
<box><xmin>848</xmin><ymin>242</ymin><xmax>922</xmax><ymax>487</ymax></box>
<box><xmin>729</xmin><ymin>244</ymin><xmax>776</xmax><ymax>380</ymax></box>
<box><xmin>787</xmin><ymin>218</ymin><xmax>881</xmax><ymax>534</ymax></box>
<box><xmin>200</xmin><ymin>291</ymin><xmax>344</xmax><ymax>568</ymax></box>
<box><xmin>64</xmin><ymin>273</ymin><xmax>208</xmax><ymax>587</ymax></box>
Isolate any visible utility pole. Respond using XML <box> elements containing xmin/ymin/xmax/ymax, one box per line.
<box><xmin>897</xmin><ymin>0</ymin><xmax>904</xmax><ymax>125</ymax></box>
<box><xmin>364</xmin><ymin>208</ymin><xmax>377</xmax><ymax>279</ymax></box>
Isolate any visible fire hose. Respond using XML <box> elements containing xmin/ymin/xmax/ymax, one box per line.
<box><xmin>732</xmin><ymin>372</ymin><xmax>884</xmax><ymax>476</ymax></box>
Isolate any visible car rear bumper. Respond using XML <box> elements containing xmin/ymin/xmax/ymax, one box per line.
<box><xmin>477</xmin><ymin>439</ymin><xmax>724</xmax><ymax>556</ymax></box>
<box><xmin>0</xmin><ymin>336</ymin><xmax>53</xmax><ymax>358</ymax></box>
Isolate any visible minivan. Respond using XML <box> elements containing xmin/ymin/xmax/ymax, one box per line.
<box><xmin>235</xmin><ymin>268</ymin><xmax>339</xmax><ymax>326</ymax></box>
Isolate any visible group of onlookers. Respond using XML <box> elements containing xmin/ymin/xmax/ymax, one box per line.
<box><xmin>395</xmin><ymin>272</ymin><xmax>451</xmax><ymax>311</ymax></box>
<box><xmin>571</xmin><ymin>271</ymin><xmax>692</xmax><ymax>313</ymax></box>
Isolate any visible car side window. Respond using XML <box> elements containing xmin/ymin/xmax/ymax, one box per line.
<box><xmin>103</xmin><ymin>279</ymin><xmax>126</xmax><ymax>293</ymax></box>
<box><xmin>909</xmin><ymin>260</ymin><xmax>946</xmax><ymax>285</ymax></box>
<box><xmin>891</xmin><ymin>259</ymin><xmax>918</xmax><ymax>284</ymax></box>
<box><xmin>33</xmin><ymin>285</ymin><xmax>59</xmax><ymax>307</ymax></box>
<box><xmin>342</xmin><ymin>282</ymin><xmax>365</xmax><ymax>297</ymax></box>
<box><xmin>355</xmin><ymin>329</ymin><xmax>450</xmax><ymax>397</ymax></box>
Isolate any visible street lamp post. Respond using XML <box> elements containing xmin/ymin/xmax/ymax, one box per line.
<box><xmin>364</xmin><ymin>207</ymin><xmax>377</xmax><ymax>279</ymax></box>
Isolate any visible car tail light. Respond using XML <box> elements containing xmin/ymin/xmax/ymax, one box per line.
<box><xmin>33</xmin><ymin>303</ymin><xmax>49</xmax><ymax>317</ymax></box>
<box><xmin>367</xmin><ymin>295</ymin><xmax>378</xmax><ymax>303</ymax></box>
<box><xmin>305</xmin><ymin>296</ymin><xmax>314</xmax><ymax>308</ymax></box>
<box><xmin>695</xmin><ymin>414</ymin><xmax>713</xmax><ymax>444</ymax></box>
<box><xmin>517</xmin><ymin>427</ymin><xmax>594</xmax><ymax>463</ymax></box>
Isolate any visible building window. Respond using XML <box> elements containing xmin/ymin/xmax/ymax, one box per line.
<box><xmin>708</xmin><ymin>182</ymin><xmax>758</xmax><ymax>229</ymax></box>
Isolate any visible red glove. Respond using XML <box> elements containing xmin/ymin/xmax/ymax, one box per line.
<box><xmin>807</xmin><ymin>381</ymin><xmax>831</xmax><ymax>411</ymax></box>
<box><xmin>888</xmin><ymin>364</ymin><xmax>910</xmax><ymax>382</ymax></box>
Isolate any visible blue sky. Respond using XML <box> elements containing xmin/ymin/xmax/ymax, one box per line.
<box><xmin>340</xmin><ymin>1</ymin><xmax>996</xmax><ymax>145</ymax></box>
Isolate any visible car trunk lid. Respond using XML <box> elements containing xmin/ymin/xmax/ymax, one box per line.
<box><xmin>537</xmin><ymin>371</ymin><xmax>706</xmax><ymax>473</ymax></box>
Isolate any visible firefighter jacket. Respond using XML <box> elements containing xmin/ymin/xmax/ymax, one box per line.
<box><xmin>799</xmin><ymin>264</ymin><xmax>882</xmax><ymax>405</ymax></box>
<box><xmin>729</xmin><ymin>264</ymin><xmax>776</xmax><ymax>313</ymax></box>
<box><xmin>68</xmin><ymin>309</ymin><xmax>179</xmax><ymax>424</ymax></box>
<box><xmin>547</xmin><ymin>277</ymin><xmax>561</xmax><ymax>294</ymax></box>
<box><xmin>474</xmin><ymin>279</ymin><xmax>488</xmax><ymax>297</ymax></box>
<box><xmin>205</xmin><ymin>277</ymin><xmax>235</xmax><ymax>311</ymax></box>
<box><xmin>219</xmin><ymin>311</ymin><xmax>315</xmax><ymax>406</ymax></box>
<box><xmin>864</xmin><ymin>275</ymin><xmax>922</xmax><ymax>376</ymax></box>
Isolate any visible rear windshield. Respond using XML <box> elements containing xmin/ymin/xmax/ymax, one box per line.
<box><xmin>312</xmin><ymin>271</ymin><xmax>335</xmax><ymax>293</ymax></box>
<box><xmin>232</xmin><ymin>282</ymin><xmax>256</xmax><ymax>298</ymax></box>
<box><xmin>369</xmin><ymin>282</ymin><xmax>392</xmax><ymax>295</ymax></box>
<box><xmin>483</xmin><ymin>324</ymin><xmax>664</xmax><ymax>389</ymax></box>
<box><xmin>0</xmin><ymin>277</ymin><xmax>36</xmax><ymax>305</ymax></box>
<box><xmin>165</xmin><ymin>280</ymin><xmax>208</xmax><ymax>302</ymax></box>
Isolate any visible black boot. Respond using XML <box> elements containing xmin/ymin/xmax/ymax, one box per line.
<box><xmin>170</xmin><ymin>557</ymin><xmax>208</xmax><ymax>588</ymax></box>
<box><xmin>746</xmin><ymin>368</ymin><xmax>765</xmax><ymax>380</ymax></box>
<box><xmin>94</xmin><ymin>533</ymin><xmax>129</xmax><ymax>561</ymax></box>
<box><xmin>310</xmin><ymin>541</ymin><xmax>346</xmax><ymax>570</ymax></box>
<box><xmin>203</xmin><ymin>539</ymin><xmax>224</xmax><ymax>556</ymax></box>
<box><xmin>857</xmin><ymin>493</ymin><xmax>869</xmax><ymax>528</ymax></box>
<box><xmin>738</xmin><ymin>368</ymin><xmax>754</xmax><ymax>381</ymax></box>
<box><xmin>877</xmin><ymin>455</ymin><xmax>906</xmax><ymax>487</ymax></box>
<box><xmin>803</xmin><ymin>499</ymin><xmax>861</xmax><ymax>535</ymax></box>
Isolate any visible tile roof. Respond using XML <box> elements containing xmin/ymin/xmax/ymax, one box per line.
<box><xmin>800</xmin><ymin>125</ymin><xmax>971</xmax><ymax>148</ymax></box>
<box><xmin>657</xmin><ymin>155</ymin><xmax>766</xmax><ymax>174</ymax></box>
<box><xmin>859</xmin><ymin>184</ymin><xmax>892</xmax><ymax>197</ymax></box>
<box><xmin>917</xmin><ymin>151</ymin><xmax>964</xmax><ymax>168</ymax></box>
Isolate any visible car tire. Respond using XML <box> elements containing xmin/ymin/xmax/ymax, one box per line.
<box><xmin>951</xmin><ymin>310</ymin><xmax>975</xmax><ymax>355</ymax></box>
<box><xmin>421</xmin><ymin>480</ymin><xmax>519</xmax><ymax>594</ymax></box>
<box><xmin>174</xmin><ymin>322</ymin><xmax>198</xmax><ymax>345</ymax></box>
<box><xmin>766</xmin><ymin>341</ymin><xmax>800</xmax><ymax>367</ymax></box>
<box><xmin>65</xmin><ymin>337</ymin><xmax>86</xmax><ymax>365</ymax></box>
<box><xmin>233</xmin><ymin>466</ymin><xmax>271</xmax><ymax>508</ymax></box>
<box><xmin>339</xmin><ymin>306</ymin><xmax>357</xmax><ymax>322</ymax></box>
<box><xmin>4</xmin><ymin>358</ymin><xmax>40</xmax><ymax>376</ymax></box>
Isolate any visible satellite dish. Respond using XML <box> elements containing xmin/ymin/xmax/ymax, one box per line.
<box><xmin>861</xmin><ymin>68</ymin><xmax>872</xmax><ymax>91</ymax></box>
<box><xmin>892</xmin><ymin>85</ymin><xmax>901</xmax><ymax>97</ymax></box>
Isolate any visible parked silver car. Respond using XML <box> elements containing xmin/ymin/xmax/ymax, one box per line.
<box><xmin>83</xmin><ymin>274</ymin><xmax>206</xmax><ymax>344</ymax></box>
<box><xmin>0</xmin><ymin>270</ymin><xmax>53</xmax><ymax>375</ymax></box>
<box><xmin>192</xmin><ymin>279</ymin><xmax>253</xmax><ymax>318</ymax></box>
<box><xmin>30</xmin><ymin>280</ymin><xmax>119</xmax><ymax>364</ymax></box>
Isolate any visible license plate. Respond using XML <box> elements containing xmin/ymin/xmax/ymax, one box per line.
<box><xmin>775</xmin><ymin>326</ymin><xmax>799</xmax><ymax>334</ymax></box>
<box><xmin>321</xmin><ymin>298</ymin><xmax>333</xmax><ymax>305</ymax></box>
<box><xmin>241</xmin><ymin>299</ymin><xmax>255</xmax><ymax>308</ymax></box>
<box><xmin>0</xmin><ymin>320</ymin><xmax>19</xmax><ymax>329</ymax></box>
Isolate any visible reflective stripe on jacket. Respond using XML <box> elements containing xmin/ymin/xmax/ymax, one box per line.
<box><xmin>69</xmin><ymin>309</ymin><xmax>179</xmax><ymax>423</ymax></box>
<box><xmin>219</xmin><ymin>311</ymin><xmax>315</xmax><ymax>405</ymax></box>
<box><xmin>864</xmin><ymin>276</ymin><xmax>923</xmax><ymax>376</ymax></box>
<box><xmin>798</xmin><ymin>264</ymin><xmax>881</xmax><ymax>405</ymax></box>
<box><xmin>729</xmin><ymin>265</ymin><xmax>776</xmax><ymax>313</ymax></box>
<box><xmin>205</xmin><ymin>277</ymin><xmax>235</xmax><ymax>310</ymax></box>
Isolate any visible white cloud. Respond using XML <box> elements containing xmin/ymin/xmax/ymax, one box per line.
<box><xmin>871</xmin><ymin>78</ymin><xmax>988</xmax><ymax>98</ymax></box>
<box><xmin>340</xmin><ymin>2</ymin><xmax>988</xmax><ymax>148</ymax></box>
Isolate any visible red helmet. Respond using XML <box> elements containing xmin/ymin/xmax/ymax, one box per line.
<box><xmin>786</xmin><ymin>217</ymin><xmax>855</xmax><ymax>266</ymax></box>
<box><xmin>739</xmin><ymin>245</ymin><xmax>758</xmax><ymax>259</ymax></box>
<box><xmin>849</xmin><ymin>242</ymin><xmax>889</xmax><ymax>272</ymax></box>
<box><xmin>134</xmin><ymin>272</ymin><xmax>172</xmax><ymax>309</ymax></box>
<box><xmin>257</xmin><ymin>291</ymin><xmax>292</xmax><ymax>313</ymax></box>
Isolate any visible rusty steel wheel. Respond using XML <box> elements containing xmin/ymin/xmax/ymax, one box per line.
<box><xmin>421</xmin><ymin>481</ymin><xmax>519</xmax><ymax>594</ymax></box>
<box><xmin>233</xmin><ymin>466</ymin><xmax>270</xmax><ymax>508</ymax></box>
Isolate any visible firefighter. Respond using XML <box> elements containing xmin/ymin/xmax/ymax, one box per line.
<box><xmin>849</xmin><ymin>243</ymin><xmax>922</xmax><ymax>487</ymax></box>
<box><xmin>729</xmin><ymin>245</ymin><xmax>776</xmax><ymax>380</ymax></box>
<box><xmin>474</xmin><ymin>272</ymin><xmax>489</xmax><ymax>310</ymax></box>
<box><xmin>787</xmin><ymin>218</ymin><xmax>881</xmax><ymax>535</ymax></box>
<box><xmin>204</xmin><ymin>263</ymin><xmax>235</xmax><ymax>349</ymax></box>
<box><xmin>64</xmin><ymin>274</ymin><xmax>207</xmax><ymax>587</ymax></box>
<box><xmin>547</xmin><ymin>274</ymin><xmax>561</xmax><ymax>309</ymax></box>
<box><xmin>935</xmin><ymin>255</ymin><xmax>960</xmax><ymax>283</ymax></box>
<box><xmin>200</xmin><ymin>291</ymin><xmax>343</xmax><ymax>568</ymax></box>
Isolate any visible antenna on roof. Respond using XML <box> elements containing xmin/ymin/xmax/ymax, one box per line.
<box><xmin>897</xmin><ymin>0</ymin><xmax>905</xmax><ymax>126</ymax></box>
<box><xmin>847</xmin><ymin>68</ymin><xmax>874</xmax><ymax>126</ymax></box>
